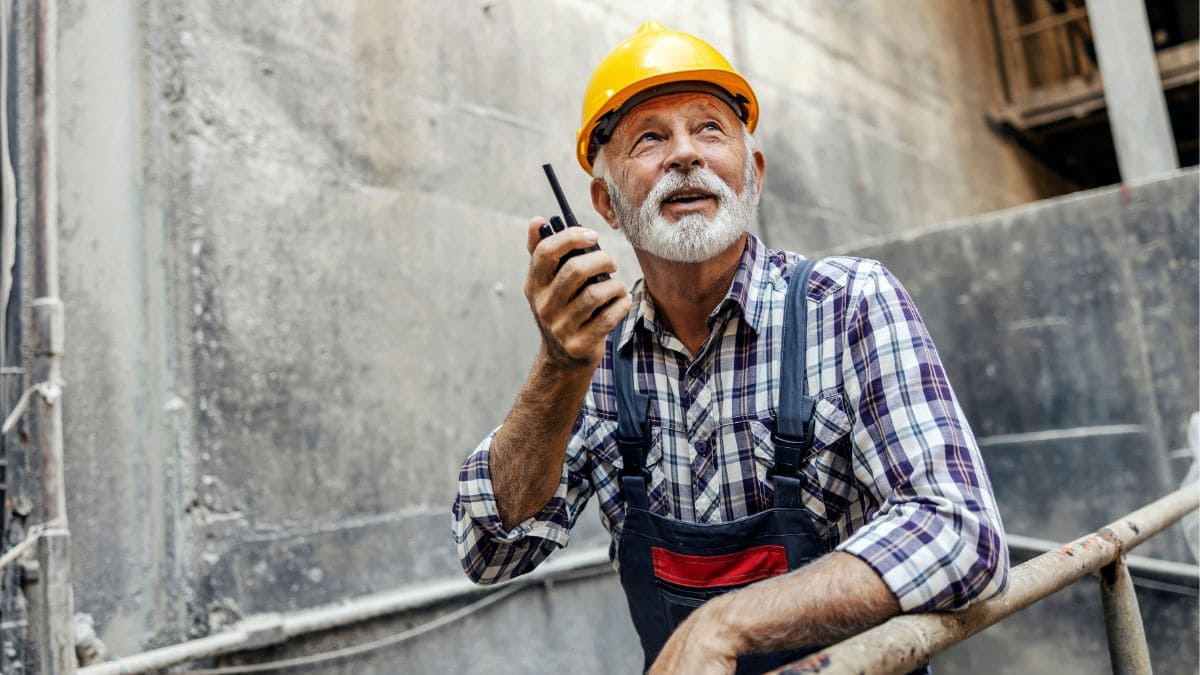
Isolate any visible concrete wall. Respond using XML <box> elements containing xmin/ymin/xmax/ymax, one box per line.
<box><xmin>843</xmin><ymin>170</ymin><xmax>1199</xmax><ymax>555</ymax></box>
<box><xmin>843</xmin><ymin>169</ymin><xmax>1199</xmax><ymax>674</ymax></box>
<box><xmin>49</xmin><ymin>0</ymin><xmax>1104</xmax><ymax>668</ymax></box>
<box><xmin>203</xmin><ymin>169</ymin><xmax>1200</xmax><ymax>675</ymax></box>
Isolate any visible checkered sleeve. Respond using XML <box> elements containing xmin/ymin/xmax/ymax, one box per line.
<box><xmin>834</xmin><ymin>261</ymin><xmax>1009</xmax><ymax>612</ymax></box>
<box><xmin>451</xmin><ymin>416</ymin><xmax>597</xmax><ymax>585</ymax></box>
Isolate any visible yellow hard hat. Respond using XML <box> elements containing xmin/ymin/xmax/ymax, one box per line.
<box><xmin>576</xmin><ymin>20</ymin><xmax>759</xmax><ymax>174</ymax></box>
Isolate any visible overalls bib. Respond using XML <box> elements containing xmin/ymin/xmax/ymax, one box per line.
<box><xmin>610</xmin><ymin>260</ymin><xmax>934</xmax><ymax>674</ymax></box>
<box><xmin>611</xmin><ymin>259</ymin><xmax>826</xmax><ymax>673</ymax></box>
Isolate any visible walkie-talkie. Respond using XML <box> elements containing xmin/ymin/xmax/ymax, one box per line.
<box><xmin>539</xmin><ymin>164</ymin><xmax>611</xmax><ymax>287</ymax></box>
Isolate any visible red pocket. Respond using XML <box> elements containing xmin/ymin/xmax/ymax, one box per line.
<box><xmin>651</xmin><ymin>545</ymin><xmax>788</xmax><ymax>588</ymax></box>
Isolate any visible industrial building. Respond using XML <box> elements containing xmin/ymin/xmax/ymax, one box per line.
<box><xmin>0</xmin><ymin>1</ymin><xmax>1194</xmax><ymax>673</ymax></box>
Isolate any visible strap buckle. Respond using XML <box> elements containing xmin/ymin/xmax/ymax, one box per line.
<box><xmin>616</xmin><ymin>433</ymin><xmax>653</xmax><ymax>506</ymax></box>
<box><xmin>769</xmin><ymin>424</ymin><xmax>812</xmax><ymax>478</ymax></box>
<box><xmin>616</xmin><ymin>432</ymin><xmax>653</xmax><ymax>480</ymax></box>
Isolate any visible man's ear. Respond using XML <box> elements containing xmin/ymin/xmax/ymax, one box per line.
<box><xmin>752</xmin><ymin>149</ymin><xmax>766</xmax><ymax>200</ymax></box>
<box><xmin>590</xmin><ymin>178</ymin><xmax>620</xmax><ymax>230</ymax></box>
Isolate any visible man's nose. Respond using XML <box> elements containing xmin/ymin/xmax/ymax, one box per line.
<box><xmin>663</xmin><ymin>133</ymin><xmax>704</xmax><ymax>171</ymax></box>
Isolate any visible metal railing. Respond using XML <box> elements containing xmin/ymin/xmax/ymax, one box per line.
<box><xmin>76</xmin><ymin>487</ymin><xmax>1195</xmax><ymax>673</ymax></box>
<box><xmin>770</xmin><ymin>485</ymin><xmax>1200</xmax><ymax>675</ymax></box>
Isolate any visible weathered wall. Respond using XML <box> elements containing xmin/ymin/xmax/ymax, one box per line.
<box><xmin>843</xmin><ymin>169</ymin><xmax>1199</xmax><ymax>553</ymax></box>
<box><xmin>50</xmin><ymin>0</ymin><xmax>1113</xmax><ymax>669</ymax></box>
<box><xmin>200</xmin><ymin>169</ymin><xmax>1200</xmax><ymax>675</ymax></box>
<box><xmin>843</xmin><ymin>169</ymin><xmax>1200</xmax><ymax>674</ymax></box>
<box><xmin>56</xmin><ymin>0</ymin><xmax>189</xmax><ymax>652</ymax></box>
<box><xmin>743</xmin><ymin>1</ymin><xmax>1073</xmax><ymax>252</ymax></box>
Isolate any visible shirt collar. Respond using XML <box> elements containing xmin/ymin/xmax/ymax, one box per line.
<box><xmin>616</xmin><ymin>233</ymin><xmax>773</xmax><ymax>351</ymax></box>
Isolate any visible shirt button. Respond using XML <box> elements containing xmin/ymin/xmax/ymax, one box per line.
<box><xmin>695</xmin><ymin>440</ymin><xmax>709</xmax><ymax>453</ymax></box>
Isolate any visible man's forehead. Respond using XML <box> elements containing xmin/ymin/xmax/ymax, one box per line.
<box><xmin>618</xmin><ymin>92</ymin><xmax>739</xmax><ymax>129</ymax></box>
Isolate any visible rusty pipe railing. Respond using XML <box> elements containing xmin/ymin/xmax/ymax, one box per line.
<box><xmin>771</xmin><ymin>485</ymin><xmax>1199</xmax><ymax>675</ymax></box>
<box><xmin>1100</xmin><ymin>556</ymin><xmax>1151</xmax><ymax>673</ymax></box>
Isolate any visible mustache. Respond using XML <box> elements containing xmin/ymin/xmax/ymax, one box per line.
<box><xmin>642</xmin><ymin>168</ymin><xmax>736</xmax><ymax>209</ymax></box>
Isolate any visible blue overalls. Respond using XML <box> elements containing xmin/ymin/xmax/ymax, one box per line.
<box><xmin>610</xmin><ymin>259</ymin><xmax>929</xmax><ymax>674</ymax></box>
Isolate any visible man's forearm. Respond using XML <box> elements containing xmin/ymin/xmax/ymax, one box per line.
<box><xmin>720</xmin><ymin>552</ymin><xmax>897</xmax><ymax>653</ymax></box>
<box><xmin>490</xmin><ymin>349</ymin><xmax>595</xmax><ymax>530</ymax></box>
<box><xmin>650</xmin><ymin>552</ymin><xmax>899</xmax><ymax>673</ymax></box>
<box><xmin>706</xmin><ymin>552</ymin><xmax>898</xmax><ymax>657</ymax></box>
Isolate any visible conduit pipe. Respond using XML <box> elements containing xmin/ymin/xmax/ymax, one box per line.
<box><xmin>79</xmin><ymin>546</ymin><xmax>612</xmax><ymax>675</ymax></box>
<box><xmin>27</xmin><ymin>0</ymin><xmax>74</xmax><ymax>671</ymax></box>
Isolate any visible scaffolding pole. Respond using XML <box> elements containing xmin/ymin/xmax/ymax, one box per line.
<box><xmin>26</xmin><ymin>0</ymin><xmax>73</xmax><ymax>671</ymax></box>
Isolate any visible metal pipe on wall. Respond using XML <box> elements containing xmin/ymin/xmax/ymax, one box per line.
<box><xmin>78</xmin><ymin>547</ymin><xmax>612</xmax><ymax>675</ymax></box>
<box><xmin>0</xmin><ymin>0</ymin><xmax>30</xmax><ymax>669</ymax></box>
<box><xmin>26</xmin><ymin>0</ymin><xmax>73</xmax><ymax>671</ymax></box>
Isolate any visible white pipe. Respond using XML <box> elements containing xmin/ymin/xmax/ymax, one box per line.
<box><xmin>79</xmin><ymin>546</ymin><xmax>612</xmax><ymax>675</ymax></box>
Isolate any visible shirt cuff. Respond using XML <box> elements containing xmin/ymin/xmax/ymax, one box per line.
<box><xmin>835</xmin><ymin>502</ymin><xmax>955</xmax><ymax>613</ymax></box>
<box><xmin>456</xmin><ymin>429</ymin><xmax>573</xmax><ymax>548</ymax></box>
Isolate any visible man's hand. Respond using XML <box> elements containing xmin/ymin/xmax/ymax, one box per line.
<box><xmin>524</xmin><ymin>217</ymin><xmax>631</xmax><ymax>370</ymax></box>
<box><xmin>487</xmin><ymin>218</ymin><xmax>633</xmax><ymax>531</ymax></box>
<box><xmin>648</xmin><ymin>553</ymin><xmax>900</xmax><ymax>674</ymax></box>
<box><xmin>648</xmin><ymin>599</ymin><xmax>742</xmax><ymax>675</ymax></box>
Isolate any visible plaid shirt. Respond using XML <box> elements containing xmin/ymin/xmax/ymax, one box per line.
<box><xmin>453</xmin><ymin>234</ymin><xmax>1008</xmax><ymax>612</ymax></box>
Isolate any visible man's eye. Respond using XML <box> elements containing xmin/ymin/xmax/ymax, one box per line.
<box><xmin>702</xmin><ymin>122</ymin><xmax>721</xmax><ymax>132</ymax></box>
<box><xmin>639</xmin><ymin>132</ymin><xmax>659</xmax><ymax>143</ymax></box>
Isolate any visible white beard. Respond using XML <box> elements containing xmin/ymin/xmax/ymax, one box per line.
<box><xmin>607</xmin><ymin>154</ymin><xmax>759</xmax><ymax>263</ymax></box>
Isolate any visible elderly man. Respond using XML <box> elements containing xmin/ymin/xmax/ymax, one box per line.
<box><xmin>452</xmin><ymin>21</ymin><xmax>1008</xmax><ymax>674</ymax></box>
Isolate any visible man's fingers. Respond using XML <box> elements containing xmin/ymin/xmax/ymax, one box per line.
<box><xmin>546</xmin><ymin>287</ymin><xmax>631</xmax><ymax>361</ymax></box>
<box><xmin>530</xmin><ymin>227</ymin><xmax>603</xmax><ymax>281</ymax></box>
<box><xmin>566</xmin><ymin>278</ymin><xmax>628</xmax><ymax>325</ymax></box>
<box><xmin>525</xmin><ymin>217</ymin><xmax>548</xmax><ymax>255</ymax></box>
<box><xmin>546</xmin><ymin>249</ymin><xmax>618</xmax><ymax>305</ymax></box>
<box><xmin>521</xmin><ymin>216</ymin><xmax>621</xmax><ymax>369</ymax></box>
<box><xmin>582</xmin><ymin>288</ymin><xmax>633</xmax><ymax>336</ymax></box>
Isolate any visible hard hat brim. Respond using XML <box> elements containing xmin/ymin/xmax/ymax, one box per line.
<box><xmin>576</xmin><ymin>69</ymin><xmax>759</xmax><ymax>174</ymax></box>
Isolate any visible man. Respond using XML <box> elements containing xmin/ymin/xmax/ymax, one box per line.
<box><xmin>452</xmin><ymin>21</ymin><xmax>1008</xmax><ymax>674</ymax></box>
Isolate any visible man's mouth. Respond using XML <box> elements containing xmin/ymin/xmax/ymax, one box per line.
<box><xmin>662</xmin><ymin>189</ymin><xmax>716</xmax><ymax>205</ymax></box>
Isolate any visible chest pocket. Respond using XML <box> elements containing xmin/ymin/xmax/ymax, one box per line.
<box><xmin>591</xmin><ymin>428</ymin><xmax>664</xmax><ymax>472</ymax></box>
<box><xmin>749</xmin><ymin>394</ymin><xmax>852</xmax><ymax>492</ymax></box>
<box><xmin>589</xmin><ymin>424</ymin><xmax>665</xmax><ymax>508</ymax></box>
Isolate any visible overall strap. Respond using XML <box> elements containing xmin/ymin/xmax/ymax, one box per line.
<box><xmin>772</xmin><ymin>258</ymin><xmax>819</xmax><ymax>508</ymax></box>
<box><xmin>611</xmin><ymin>327</ymin><xmax>652</xmax><ymax>510</ymax></box>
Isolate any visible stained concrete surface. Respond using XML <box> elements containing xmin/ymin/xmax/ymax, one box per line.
<box><xmin>207</xmin><ymin>571</ymin><xmax>642</xmax><ymax>675</ymax></box>
<box><xmin>843</xmin><ymin>170</ymin><xmax>1199</xmax><ymax>556</ymax></box>
<box><xmin>44</xmin><ymin>0</ymin><xmax>1191</xmax><ymax>672</ymax></box>
<box><xmin>197</xmin><ymin>169</ymin><xmax>1200</xmax><ymax>675</ymax></box>
<box><xmin>842</xmin><ymin>170</ymin><xmax>1200</xmax><ymax>674</ymax></box>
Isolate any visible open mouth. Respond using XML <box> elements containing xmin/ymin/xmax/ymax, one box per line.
<box><xmin>662</xmin><ymin>189</ymin><xmax>716</xmax><ymax>206</ymax></box>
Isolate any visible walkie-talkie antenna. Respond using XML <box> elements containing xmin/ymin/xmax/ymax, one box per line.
<box><xmin>538</xmin><ymin>162</ymin><xmax>609</xmax><ymax>285</ymax></box>
<box><xmin>542</xmin><ymin>164</ymin><xmax>579</xmax><ymax>228</ymax></box>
